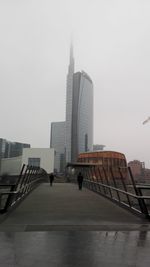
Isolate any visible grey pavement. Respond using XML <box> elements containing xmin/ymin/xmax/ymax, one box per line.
<box><xmin>0</xmin><ymin>183</ymin><xmax>150</xmax><ymax>266</ymax></box>
<box><xmin>0</xmin><ymin>183</ymin><xmax>147</xmax><ymax>231</ymax></box>
<box><xmin>1</xmin><ymin>231</ymin><xmax>150</xmax><ymax>267</ymax></box>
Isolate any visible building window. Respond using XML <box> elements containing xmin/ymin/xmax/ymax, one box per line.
<box><xmin>28</xmin><ymin>158</ymin><xmax>41</xmax><ymax>167</ymax></box>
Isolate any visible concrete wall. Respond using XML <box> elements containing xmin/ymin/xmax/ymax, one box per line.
<box><xmin>0</xmin><ymin>156</ymin><xmax>22</xmax><ymax>175</ymax></box>
<box><xmin>22</xmin><ymin>148</ymin><xmax>54</xmax><ymax>174</ymax></box>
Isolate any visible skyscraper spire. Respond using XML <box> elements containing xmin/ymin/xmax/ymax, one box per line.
<box><xmin>69</xmin><ymin>40</ymin><xmax>74</xmax><ymax>73</ymax></box>
<box><xmin>65</xmin><ymin>42</ymin><xmax>75</xmax><ymax>163</ymax></box>
<box><xmin>70</xmin><ymin>41</ymin><xmax>74</xmax><ymax>63</ymax></box>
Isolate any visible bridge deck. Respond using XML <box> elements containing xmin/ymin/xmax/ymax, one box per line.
<box><xmin>0</xmin><ymin>183</ymin><xmax>148</xmax><ymax>231</ymax></box>
<box><xmin>0</xmin><ymin>183</ymin><xmax>150</xmax><ymax>267</ymax></box>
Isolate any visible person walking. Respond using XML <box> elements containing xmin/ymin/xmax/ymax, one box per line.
<box><xmin>49</xmin><ymin>173</ymin><xmax>54</xmax><ymax>186</ymax></box>
<box><xmin>77</xmin><ymin>172</ymin><xmax>84</xmax><ymax>190</ymax></box>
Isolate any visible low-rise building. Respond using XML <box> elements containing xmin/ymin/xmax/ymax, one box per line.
<box><xmin>128</xmin><ymin>160</ymin><xmax>150</xmax><ymax>183</ymax></box>
<box><xmin>22</xmin><ymin>148</ymin><xmax>54</xmax><ymax>174</ymax></box>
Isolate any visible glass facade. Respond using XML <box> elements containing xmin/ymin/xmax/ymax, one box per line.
<box><xmin>52</xmin><ymin>45</ymin><xmax>93</xmax><ymax>168</ymax></box>
<box><xmin>50</xmin><ymin>121</ymin><xmax>66</xmax><ymax>172</ymax></box>
<box><xmin>28</xmin><ymin>158</ymin><xmax>41</xmax><ymax>167</ymax></box>
<box><xmin>0</xmin><ymin>138</ymin><xmax>30</xmax><ymax>158</ymax></box>
<box><xmin>65</xmin><ymin>43</ymin><xmax>74</xmax><ymax>163</ymax></box>
<box><xmin>71</xmin><ymin>71</ymin><xmax>93</xmax><ymax>162</ymax></box>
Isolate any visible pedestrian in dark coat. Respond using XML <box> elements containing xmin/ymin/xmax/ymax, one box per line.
<box><xmin>77</xmin><ymin>172</ymin><xmax>84</xmax><ymax>190</ymax></box>
<box><xmin>49</xmin><ymin>173</ymin><xmax>54</xmax><ymax>186</ymax></box>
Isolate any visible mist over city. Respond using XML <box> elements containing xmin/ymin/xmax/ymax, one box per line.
<box><xmin>0</xmin><ymin>0</ymin><xmax>150</xmax><ymax>166</ymax></box>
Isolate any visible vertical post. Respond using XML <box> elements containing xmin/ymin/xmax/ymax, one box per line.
<box><xmin>98</xmin><ymin>166</ymin><xmax>107</xmax><ymax>195</ymax></box>
<box><xmin>86</xmin><ymin>167</ymin><xmax>91</xmax><ymax>188</ymax></box>
<box><xmin>3</xmin><ymin>184</ymin><xmax>16</xmax><ymax>213</ymax></box>
<box><xmin>128</xmin><ymin>167</ymin><xmax>149</xmax><ymax>216</ymax></box>
<box><xmin>119</xmin><ymin>167</ymin><xmax>131</xmax><ymax>207</ymax></box>
<box><xmin>103</xmin><ymin>166</ymin><xmax>113</xmax><ymax>198</ymax></box>
<box><xmin>110</xmin><ymin>167</ymin><xmax>120</xmax><ymax>202</ymax></box>
<box><xmin>8</xmin><ymin>164</ymin><xmax>26</xmax><ymax>206</ymax></box>
<box><xmin>94</xmin><ymin>166</ymin><xmax>101</xmax><ymax>193</ymax></box>
<box><xmin>91</xmin><ymin>166</ymin><xmax>97</xmax><ymax>191</ymax></box>
<box><xmin>89</xmin><ymin>167</ymin><xmax>94</xmax><ymax>190</ymax></box>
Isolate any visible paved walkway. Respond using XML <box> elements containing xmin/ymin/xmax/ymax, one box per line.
<box><xmin>0</xmin><ymin>183</ymin><xmax>148</xmax><ymax>231</ymax></box>
<box><xmin>0</xmin><ymin>183</ymin><xmax>150</xmax><ymax>267</ymax></box>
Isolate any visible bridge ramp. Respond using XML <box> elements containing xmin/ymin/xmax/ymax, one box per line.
<box><xmin>0</xmin><ymin>183</ymin><xmax>147</xmax><ymax>231</ymax></box>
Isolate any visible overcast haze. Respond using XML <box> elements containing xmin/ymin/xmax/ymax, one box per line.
<box><xmin>0</xmin><ymin>0</ymin><xmax>150</xmax><ymax>166</ymax></box>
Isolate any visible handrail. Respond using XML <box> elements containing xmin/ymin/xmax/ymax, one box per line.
<box><xmin>67</xmin><ymin>164</ymin><xmax>150</xmax><ymax>219</ymax></box>
<box><xmin>0</xmin><ymin>164</ymin><xmax>48</xmax><ymax>213</ymax></box>
<box><xmin>84</xmin><ymin>179</ymin><xmax>150</xmax><ymax>199</ymax></box>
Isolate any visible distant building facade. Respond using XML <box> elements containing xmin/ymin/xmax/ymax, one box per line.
<box><xmin>128</xmin><ymin>160</ymin><xmax>150</xmax><ymax>183</ymax></box>
<box><xmin>50</xmin><ymin>44</ymin><xmax>94</xmax><ymax>169</ymax></box>
<box><xmin>128</xmin><ymin>160</ymin><xmax>145</xmax><ymax>177</ymax></box>
<box><xmin>65</xmin><ymin>45</ymin><xmax>93</xmax><ymax>163</ymax></box>
<box><xmin>93</xmin><ymin>144</ymin><xmax>105</xmax><ymax>151</ymax></box>
<box><xmin>71</xmin><ymin>71</ymin><xmax>93</xmax><ymax>162</ymax></box>
<box><xmin>22</xmin><ymin>148</ymin><xmax>54</xmax><ymax>174</ymax></box>
<box><xmin>0</xmin><ymin>138</ymin><xmax>30</xmax><ymax>158</ymax></box>
<box><xmin>0</xmin><ymin>156</ymin><xmax>22</xmax><ymax>176</ymax></box>
<box><xmin>65</xmin><ymin>43</ymin><xmax>74</xmax><ymax>163</ymax></box>
<box><xmin>0</xmin><ymin>148</ymin><xmax>54</xmax><ymax>176</ymax></box>
<box><xmin>0</xmin><ymin>138</ymin><xmax>6</xmax><ymax>158</ymax></box>
<box><xmin>50</xmin><ymin>122</ymin><xmax>66</xmax><ymax>173</ymax></box>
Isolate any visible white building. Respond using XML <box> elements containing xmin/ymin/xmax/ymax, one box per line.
<box><xmin>22</xmin><ymin>148</ymin><xmax>54</xmax><ymax>174</ymax></box>
<box><xmin>0</xmin><ymin>148</ymin><xmax>54</xmax><ymax>176</ymax></box>
<box><xmin>0</xmin><ymin>156</ymin><xmax>22</xmax><ymax>176</ymax></box>
<box><xmin>50</xmin><ymin>122</ymin><xmax>66</xmax><ymax>172</ymax></box>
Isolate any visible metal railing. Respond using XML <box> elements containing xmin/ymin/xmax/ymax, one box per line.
<box><xmin>0</xmin><ymin>164</ymin><xmax>48</xmax><ymax>213</ymax></box>
<box><xmin>67</xmin><ymin>164</ymin><xmax>150</xmax><ymax>219</ymax></box>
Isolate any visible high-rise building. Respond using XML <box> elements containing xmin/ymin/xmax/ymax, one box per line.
<box><xmin>65</xmin><ymin>44</ymin><xmax>93</xmax><ymax>163</ymax></box>
<box><xmin>0</xmin><ymin>138</ymin><xmax>7</xmax><ymax>158</ymax></box>
<box><xmin>71</xmin><ymin>71</ymin><xmax>93</xmax><ymax>162</ymax></box>
<box><xmin>50</xmin><ymin>43</ymin><xmax>94</xmax><ymax>170</ymax></box>
<box><xmin>8</xmin><ymin>142</ymin><xmax>30</xmax><ymax>157</ymax></box>
<box><xmin>50</xmin><ymin>122</ymin><xmax>66</xmax><ymax>172</ymax></box>
<box><xmin>65</xmin><ymin>43</ymin><xmax>75</xmax><ymax>163</ymax></box>
<box><xmin>0</xmin><ymin>138</ymin><xmax>30</xmax><ymax>158</ymax></box>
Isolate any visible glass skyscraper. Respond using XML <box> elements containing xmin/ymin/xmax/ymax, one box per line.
<box><xmin>65</xmin><ymin>43</ymin><xmax>74</xmax><ymax>163</ymax></box>
<box><xmin>51</xmin><ymin>43</ymin><xmax>94</xmax><ymax>171</ymax></box>
<box><xmin>65</xmin><ymin>45</ymin><xmax>93</xmax><ymax>163</ymax></box>
<box><xmin>71</xmin><ymin>71</ymin><xmax>93</xmax><ymax>162</ymax></box>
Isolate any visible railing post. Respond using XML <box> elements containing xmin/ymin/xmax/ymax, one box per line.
<box><xmin>2</xmin><ymin>184</ymin><xmax>16</xmax><ymax>213</ymax></box>
<box><xmin>118</xmin><ymin>167</ymin><xmax>131</xmax><ymax>207</ymax></box>
<box><xmin>110</xmin><ymin>167</ymin><xmax>120</xmax><ymax>202</ymax></box>
<box><xmin>98</xmin><ymin>166</ymin><xmax>107</xmax><ymax>195</ymax></box>
<box><xmin>91</xmin><ymin>166</ymin><xmax>97</xmax><ymax>192</ymax></box>
<box><xmin>102</xmin><ymin>166</ymin><xmax>113</xmax><ymax>198</ymax></box>
<box><xmin>86</xmin><ymin>167</ymin><xmax>91</xmax><ymax>189</ymax></box>
<box><xmin>128</xmin><ymin>167</ymin><xmax>149</xmax><ymax>217</ymax></box>
<box><xmin>94</xmin><ymin>166</ymin><xmax>101</xmax><ymax>193</ymax></box>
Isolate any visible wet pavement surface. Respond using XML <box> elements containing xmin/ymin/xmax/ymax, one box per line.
<box><xmin>0</xmin><ymin>183</ymin><xmax>147</xmax><ymax>231</ymax></box>
<box><xmin>0</xmin><ymin>183</ymin><xmax>150</xmax><ymax>266</ymax></box>
<box><xmin>0</xmin><ymin>231</ymin><xmax>150</xmax><ymax>267</ymax></box>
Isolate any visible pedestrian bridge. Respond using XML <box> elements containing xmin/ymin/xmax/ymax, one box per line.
<box><xmin>0</xmin><ymin>183</ymin><xmax>148</xmax><ymax>231</ymax></box>
<box><xmin>1</xmin><ymin>167</ymin><xmax>150</xmax><ymax>266</ymax></box>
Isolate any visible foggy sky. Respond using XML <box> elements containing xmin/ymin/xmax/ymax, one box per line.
<box><xmin>0</xmin><ymin>0</ymin><xmax>150</xmax><ymax>166</ymax></box>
